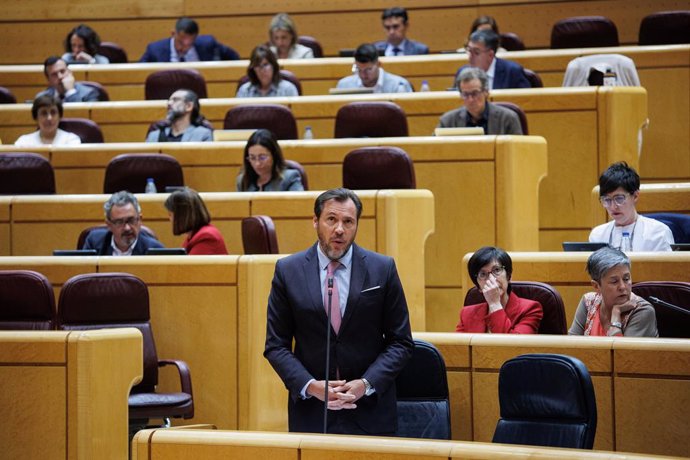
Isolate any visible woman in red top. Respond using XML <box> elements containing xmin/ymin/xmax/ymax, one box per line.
<box><xmin>164</xmin><ymin>187</ymin><xmax>229</xmax><ymax>255</ymax></box>
<box><xmin>456</xmin><ymin>246</ymin><xmax>543</xmax><ymax>333</ymax></box>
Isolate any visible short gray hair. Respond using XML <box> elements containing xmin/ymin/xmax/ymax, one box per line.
<box><xmin>456</xmin><ymin>67</ymin><xmax>489</xmax><ymax>92</ymax></box>
<box><xmin>586</xmin><ymin>247</ymin><xmax>630</xmax><ymax>282</ymax></box>
<box><xmin>103</xmin><ymin>191</ymin><xmax>141</xmax><ymax>220</ymax></box>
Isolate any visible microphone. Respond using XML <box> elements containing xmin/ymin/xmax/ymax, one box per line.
<box><xmin>648</xmin><ymin>296</ymin><xmax>690</xmax><ymax>316</ymax></box>
<box><xmin>323</xmin><ymin>276</ymin><xmax>333</xmax><ymax>434</ymax></box>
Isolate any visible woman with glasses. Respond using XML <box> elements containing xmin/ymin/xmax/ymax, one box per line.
<box><xmin>268</xmin><ymin>13</ymin><xmax>314</xmax><ymax>59</ymax></box>
<box><xmin>236</xmin><ymin>129</ymin><xmax>304</xmax><ymax>192</ymax></box>
<box><xmin>456</xmin><ymin>246</ymin><xmax>543</xmax><ymax>333</ymax></box>
<box><xmin>589</xmin><ymin>162</ymin><xmax>674</xmax><ymax>251</ymax></box>
<box><xmin>569</xmin><ymin>247</ymin><xmax>657</xmax><ymax>337</ymax></box>
<box><xmin>164</xmin><ymin>187</ymin><xmax>228</xmax><ymax>255</ymax></box>
<box><xmin>15</xmin><ymin>95</ymin><xmax>81</xmax><ymax>146</ymax></box>
<box><xmin>236</xmin><ymin>45</ymin><xmax>298</xmax><ymax>98</ymax></box>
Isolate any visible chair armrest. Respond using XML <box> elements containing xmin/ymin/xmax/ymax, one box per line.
<box><xmin>159</xmin><ymin>359</ymin><xmax>193</xmax><ymax>397</ymax></box>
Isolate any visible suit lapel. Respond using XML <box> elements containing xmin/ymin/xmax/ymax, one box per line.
<box><xmin>303</xmin><ymin>244</ymin><xmax>325</xmax><ymax>317</ymax></box>
<box><xmin>494</xmin><ymin>58</ymin><xmax>506</xmax><ymax>89</ymax></box>
<box><xmin>340</xmin><ymin>244</ymin><xmax>367</xmax><ymax>333</ymax></box>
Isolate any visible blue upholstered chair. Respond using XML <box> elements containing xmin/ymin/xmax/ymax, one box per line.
<box><xmin>643</xmin><ymin>213</ymin><xmax>690</xmax><ymax>243</ymax></box>
<box><xmin>493</xmin><ymin>353</ymin><xmax>597</xmax><ymax>449</ymax></box>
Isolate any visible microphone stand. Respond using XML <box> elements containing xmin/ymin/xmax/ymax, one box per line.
<box><xmin>649</xmin><ymin>296</ymin><xmax>690</xmax><ymax>316</ymax></box>
<box><xmin>323</xmin><ymin>277</ymin><xmax>333</xmax><ymax>434</ymax></box>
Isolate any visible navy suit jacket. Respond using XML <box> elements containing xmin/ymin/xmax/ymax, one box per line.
<box><xmin>455</xmin><ymin>57</ymin><xmax>531</xmax><ymax>89</ymax></box>
<box><xmin>374</xmin><ymin>39</ymin><xmax>429</xmax><ymax>55</ymax></box>
<box><xmin>264</xmin><ymin>243</ymin><xmax>414</xmax><ymax>434</ymax></box>
<box><xmin>82</xmin><ymin>228</ymin><xmax>164</xmax><ymax>255</ymax></box>
<box><xmin>139</xmin><ymin>35</ymin><xmax>239</xmax><ymax>62</ymax></box>
<box><xmin>36</xmin><ymin>83</ymin><xmax>99</xmax><ymax>103</ymax></box>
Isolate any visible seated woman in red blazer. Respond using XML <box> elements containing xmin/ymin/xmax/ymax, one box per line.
<box><xmin>456</xmin><ymin>246</ymin><xmax>542</xmax><ymax>333</ymax></box>
<box><xmin>164</xmin><ymin>187</ymin><xmax>229</xmax><ymax>255</ymax></box>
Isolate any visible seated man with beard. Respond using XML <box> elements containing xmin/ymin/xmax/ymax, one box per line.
<box><xmin>146</xmin><ymin>88</ymin><xmax>213</xmax><ymax>142</ymax></box>
<box><xmin>83</xmin><ymin>191</ymin><xmax>164</xmax><ymax>256</ymax></box>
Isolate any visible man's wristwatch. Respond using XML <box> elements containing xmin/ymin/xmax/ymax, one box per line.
<box><xmin>362</xmin><ymin>378</ymin><xmax>374</xmax><ymax>396</ymax></box>
<box><xmin>610</xmin><ymin>321</ymin><xmax>623</xmax><ymax>330</ymax></box>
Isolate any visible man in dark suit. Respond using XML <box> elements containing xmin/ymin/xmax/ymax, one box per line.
<box><xmin>139</xmin><ymin>17</ymin><xmax>239</xmax><ymax>62</ymax></box>
<box><xmin>83</xmin><ymin>191</ymin><xmax>164</xmax><ymax>255</ymax></box>
<box><xmin>454</xmin><ymin>29</ymin><xmax>530</xmax><ymax>90</ymax></box>
<box><xmin>264</xmin><ymin>188</ymin><xmax>414</xmax><ymax>435</ymax></box>
<box><xmin>374</xmin><ymin>7</ymin><xmax>429</xmax><ymax>56</ymax></box>
<box><xmin>36</xmin><ymin>56</ymin><xmax>99</xmax><ymax>103</ymax></box>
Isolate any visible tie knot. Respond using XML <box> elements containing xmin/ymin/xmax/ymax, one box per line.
<box><xmin>327</xmin><ymin>260</ymin><xmax>340</xmax><ymax>276</ymax></box>
<box><xmin>393</xmin><ymin>47</ymin><xmax>401</xmax><ymax>55</ymax></box>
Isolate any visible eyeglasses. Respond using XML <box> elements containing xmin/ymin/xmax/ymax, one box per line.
<box><xmin>600</xmin><ymin>193</ymin><xmax>630</xmax><ymax>208</ymax></box>
<box><xmin>247</xmin><ymin>154</ymin><xmax>270</xmax><ymax>163</ymax></box>
<box><xmin>465</xmin><ymin>46</ymin><xmax>489</xmax><ymax>56</ymax></box>
<box><xmin>477</xmin><ymin>266</ymin><xmax>505</xmax><ymax>280</ymax></box>
<box><xmin>352</xmin><ymin>64</ymin><xmax>377</xmax><ymax>75</ymax></box>
<box><xmin>460</xmin><ymin>90</ymin><xmax>485</xmax><ymax>100</ymax></box>
<box><xmin>108</xmin><ymin>216</ymin><xmax>140</xmax><ymax>227</ymax></box>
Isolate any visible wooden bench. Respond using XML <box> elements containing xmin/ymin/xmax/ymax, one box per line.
<box><xmin>0</xmin><ymin>329</ymin><xmax>142</xmax><ymax>459</ymax></box>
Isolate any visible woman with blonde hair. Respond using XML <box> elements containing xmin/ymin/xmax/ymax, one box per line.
<box><xmin>268</xmin><ymin>13</ymin><xmax>314</xmax><ymax>59</ymax></box>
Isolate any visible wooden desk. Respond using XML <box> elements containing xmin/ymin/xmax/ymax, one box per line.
<box><xmin>0</xmin><ymin>329</ymin><xmax>142</xmax><ymax>460</ymax></box>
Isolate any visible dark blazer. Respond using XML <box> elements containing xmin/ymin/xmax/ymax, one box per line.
<box><xmin>82</xmin><ymin>228</ymin><xmax>164</xmax><ymax>255</ymax></box>
<box><xmin>264</xmin><ymin>243</ymin><xmax>414</xmax><ymax>434</ymax></box>
<box><xmin>374</xmin><ymin>39</ymin><xmax>429</xmax><ymax>55</ymax></box>
<box><xmin>139</xmin><ymin>35</ymin><xmax>240</xmax><ymax>62</ymax></box>
<box><xmin>437</xmin><ymin>101</ymin><xmax>523</xmax><ymax>135</ymax></box>
<box><xmin>36</xmin><ymin>83</ymin><xmax>99</xmax><ymax>103</ymax></box>
<box><xmin>455</xmin><ymin>57</ymin><xmax>531</xmax><ymax>89</ymax></box>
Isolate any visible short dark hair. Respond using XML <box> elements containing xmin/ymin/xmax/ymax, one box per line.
<box><xmin>467</xmin><ymin>246</ymin><xmax>513</xmax><ymax>289</ymax></box>
<box><xmin>43</xmin><ymin>56</ymin><xmax>63</xmax><ymax>77</ymax></box>
<box><xmin>469</xmin><ymin>29</ymin><xmax>500</xmax><ymax>52</ymax></box>
<box><xmin>354</xmin><ymin>43</ymin><xmax>379</xmax><ymax>64</ymax></box>
<box><xmin>246</xmin><ymin>45</ymin><xmax>281</xmax><ymax>87</ymax></box>
<box><xmin>31</xmin><ymin>94</ymin><xmax>63</xmax><ymax>120</ymax></box>
<box><xmin>314</xmin><ymin>188</ymin><xmax>363</xmax><ymax>220</ymax></box>
<box><xmin>239</xmin><ymin>129</ymin><xmax>286</xmax><ymax>191</ymax></box>
<box><xmin>175</xmin><ymin>17</ymin><xmax>199</xmax><ymax>35</ymax></box>
<box><xmin>382</xmin><ymin>7</ymin><xmax>408</xmax><ymax>23</ymax></box>
<box><xmin>64</xmin><ymin>24</ymin><xmax>102</xmax><ymax>57</ymax></box>
<box><xmin>164</xmin><ymin>187</ymin><xmax>211</xmax><ymax>235</ymax></box>
<box><xmin>598</xmin><ymin>162</ymin><xmax>640</xmax><ymax>196</ymax></box>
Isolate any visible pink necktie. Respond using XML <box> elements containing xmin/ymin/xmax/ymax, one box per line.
<box><xmin>324</xmin><ymin>260</ymin><xmax>342</xmax><ymax>334</ymax></box>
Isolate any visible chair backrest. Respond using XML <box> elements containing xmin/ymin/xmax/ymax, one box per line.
<box><xmin>284</xmin><ymin>159</ymin><xmax>308</xmax><ymax>190</ymax></box>
<box><xmin>522</xmin><ymin>68</ymin><xmax>543</xmax><ymax>88</ymax></box>
<box><xmin>98</xmin><ymin>41</ymin><xmax>128</xmax><ymax>63</ymax></box>
<box><xmin>0</xmin><ymin>270</ymin><xmax>55</xmax><ymax>330</ymax></box>
<box><xmin>464</xmin><ymin>281</ymin><xmax>568</xmax><ymax>334</ymax></box>
<box><xmin>500</xmin><ymin>32</ymin><xmax>526</xmax><ymax>51</ymax></box>
<box><xmin>57</xmin><ymin>272</ymin><xmax>158</xmax><ymax>390</ymax></box>
<box><xmin>343</xmin><ymin>147</ymin><xmax>416</xmax><ymax>189</ymax></box>
<box><xmin>493</xmin><ymin>353</ymin><xmax>597</xmax><ymax>449</ymax></box>
<box><xmin>550</xmin><ymin>16</ymin><xmax>619</xmax><ymax>49</ymax></box>
<box><xmin>0</xmin><ymin>86</ymin><xmax>17</xmax><ymax>104</ymax></box>
<box><xmin>79</xmin><ymin>81</ymin><xmax>110</xmax><ymax>101</ymax></box>
<box><xmin>76</xmin><ymin>224</ymin><xmax>158</xmax><ymax>250</ymax></box>
<box><xmin>241</xmin><ymin>215</ymin><xmax>279</xmax><ymax>254</ymax></box>
<box><xmin>562</xmin><ymin>54</ymin><xmax>641</xmax><ymax>87</ymax></box>
<box><xmin>103</xmin><ymin>153</ymin><xmax>184</xmax><ymax>194</ymax></box>
<box><xmin>145</xmin><ymin>69</ymin><xmax>208</xmax><ymax>100</ymax></box>
<box><xmin>223</xmin><ymin>104</ymin><xmax>298</xmax><ymax>140</ymax></box>
<box><xmin>236</xmin><ymin>69</ymin><xmax>303</xmax><ymax>95</ymax></box>
<box><xmin>0</xmin><ymin>152</ymin><xmax>56</xmax><ymax>194</ymax></box>
<box><xmin>643</xmin><ymin>212</ymin><xmax>690</xmax><ymax>243</ymax></box>
<box><xmin>632</xmin><ymin>281</ymin><xmax>690</xmax><ymax>338</ymax></box>
<box><xmin>493</xmin><ymin>101</ymin><xmax>529</xmax><ymax>135</ymax></box>
<box><xmin>58</xmin><ymin>118</ymin><xmax>105</xmax><ymax>143</ymax></box>
<box><xmin>639</xmin><ymin>11</ymin><xmax>690</xmax><ymax>45</ymax></box>
<box><xmin>395</xmin><ymin>340</ymin><xmax>451</xmax><ymax>439</ymax></box>
<box><xmin>334</xmin><ymin>102</ymin><xmax>408</xmax><ymax>138</ymax></box>
<box><xmin>298</xmin><ymin>35</ymin><xmax>324</xmax><ymax>58</ymax></box>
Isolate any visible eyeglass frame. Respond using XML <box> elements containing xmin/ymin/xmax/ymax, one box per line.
<box><xmin>460</xmin><ymin>89</ymin><xmax>487</xmax><ymax>100</ymax></box>
<box><xmin>352</xmin><ymin>62</ymin><xmax>379</xmax><ymax>75</ymax></box>
<box><xmin>107</xmin><ymin>215</ymin><xmax>140</xmax><ymax>228</ymax></box>
<box><xmin>246</xmin><ymin>153</ymin><xmax>271</xmax><ymax>163</ymax></box>
<box><xmin>465</xmin><ymin>45</ymin><xmax>491</xmax><ymax>56</ymax></box>
<box><xmin>600</xmin><ymin>193</ymin><xmax>631</xmax><ymax>208</ymax></box>
<box><xmin>476</xmin><ymin>265</ymin><xmax>506</xmax><ymax>281</ymax></box>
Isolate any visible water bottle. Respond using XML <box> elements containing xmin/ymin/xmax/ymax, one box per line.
<box><xmin>303</xmin><ymin>126</ymin><xmax>313</xmax><ymax>140</ymax></box>
<box><xmin>603</xmin><ymin>68</ymin><xmax>617</xmax><ymax>87</ymax></box>
<box><xmin>420</xmin><ymin>80</ymin><xmax>430</xmax><ymax>92</ymax></box>
<box><xmin>621</xmin><ymin>231</ymin><xmax>632</xmax><ymax>252</ymax></box>
<box><xmin>396</xmin><ymin>81</ymin><xmax>407</xmax><ymax>93</ymax></box>
<box><xmin>145</xmin><ymin>177</ymin><xmax>157</xmax><ymax>194</ymax></box>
